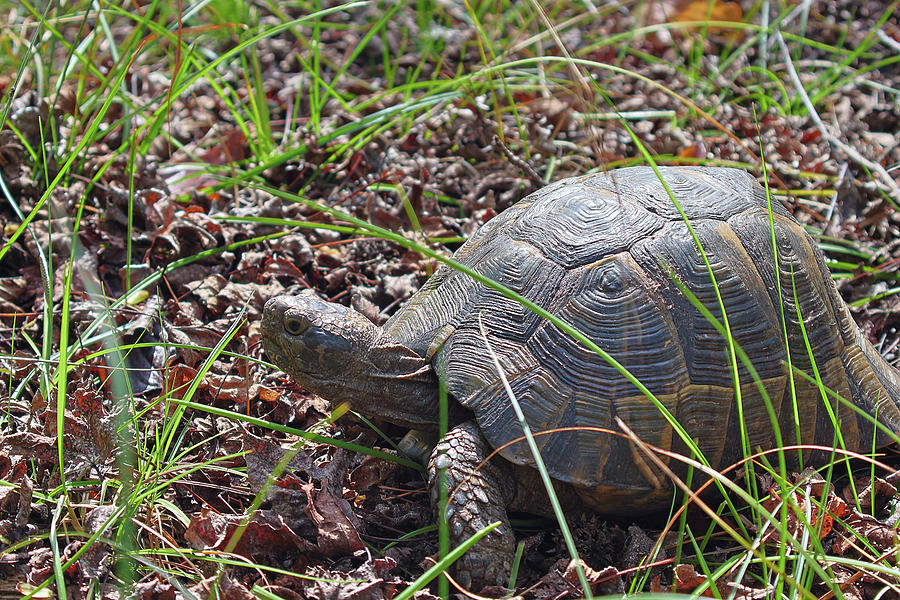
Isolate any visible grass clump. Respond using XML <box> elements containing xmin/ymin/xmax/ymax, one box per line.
<box><xmin>0</xmin><ymin>0</ymin><xmax>898</xmax><ymax>597</ymax></box>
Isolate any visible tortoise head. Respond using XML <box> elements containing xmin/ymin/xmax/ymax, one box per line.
<box><xmin>262</xmin><ymin>291</ymin><xmax>374</xmax><ymax>387</ymax></box>
<box><xmin>262</xmin><ymin>291</ymin><xmax>441</xmax><ymax>428</ymax></box>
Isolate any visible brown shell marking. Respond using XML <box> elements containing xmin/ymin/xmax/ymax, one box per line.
<box><xmin>385</xmin><ymin>167</ymin><xmax>900</xmax><ymax>497</ymax></box>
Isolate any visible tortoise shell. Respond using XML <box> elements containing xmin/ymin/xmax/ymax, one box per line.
<box><xmin>383</xmin><ymin>166</ymin><xmax>900</xmax><ymax>492</ymax></box>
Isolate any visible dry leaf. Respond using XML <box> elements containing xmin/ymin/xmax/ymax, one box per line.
<box><xmin>673</xmin><ymin>1</ymin><xmax>743</xmax><ymax>36</ymax></box>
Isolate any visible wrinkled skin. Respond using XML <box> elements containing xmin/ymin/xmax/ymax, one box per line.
<box><xmin>262</xmin><ymin>292</ymin><xmax>574</xmax><ymax>589</ymax></box>
<box><xmin>262</xmin><ymin>291</ymin><xmax>440</xmax><ymax>429</ymax></box>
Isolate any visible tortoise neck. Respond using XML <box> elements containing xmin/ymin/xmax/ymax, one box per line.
<box><xmin>331</xmin><ymin>332</ymin><xmax>444</xmax><ymax>430</ymax></box>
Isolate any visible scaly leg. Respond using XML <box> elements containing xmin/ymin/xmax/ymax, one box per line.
<box><xmin>427</xmin><ymin>420</ymin><xmax>517</xmax><ymax>589</ymax></box>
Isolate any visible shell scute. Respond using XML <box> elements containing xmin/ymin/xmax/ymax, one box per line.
<box><xmin>515</xmin><ymin>253</ymin><xmax>687</xmax><ymax>486</ymax></box>
<box><xmin>385</xmin><ymin>167</ymin><xmax>898</xmax><ymax>497</ymax></box>
<box><xmin>509</xmin><ymin>181</ymin><xmax>666</xmax><ymax>268</ymax></box>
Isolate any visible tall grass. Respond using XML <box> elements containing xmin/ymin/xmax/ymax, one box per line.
<box><xmin>0</xmin><ymin>0</ymin><xmax>898</xmax><ymax>597</ymax></box>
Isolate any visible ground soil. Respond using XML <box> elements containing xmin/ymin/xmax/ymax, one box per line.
<box><xmin>1</xmin><ymin>1</ymin><xmax>900</xmax><ymax>598</ymax></box>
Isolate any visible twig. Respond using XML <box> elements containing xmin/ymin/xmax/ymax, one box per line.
<box><xmin>877</xmin><ymin>29</ymin><xmax>900</xmax><ymax>54</ymax></box>
<box><xmin>776</xmin><ymin>30</ymin><xmax>900</xmax><ymax>206</ymax></box>
<box><xmin>823</xmin><ymin>162</ymin><xmax>846</xmax><ymax>232</ymax></box>
<box><xmin>491</xmin><ymin>136</ymin><xmax>545</xmax><ymax>187</ymax></box>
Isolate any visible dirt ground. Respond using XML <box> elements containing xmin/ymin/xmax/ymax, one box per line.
<box><xmin>1</xmin><ymin>0</ymin><xmax>900</xmax><ymax>598</ymax></box>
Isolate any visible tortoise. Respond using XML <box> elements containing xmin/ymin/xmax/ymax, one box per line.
<box><xmin>261</xmin><ymin>166</ymin><xmax>900</xmax><ymax>589</ymax></box>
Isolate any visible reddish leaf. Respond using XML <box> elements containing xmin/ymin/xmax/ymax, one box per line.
<box><xmin>166</xmin><ymin>364</ymin><xmax>198</xmax><ymax>400</ymax></box>
<box><xmin>185</xmin><ymin>507</ymin><xmax>316</xmax><ymax>560</ymax></box>
<box><xmin>673</xmin><ymin>0</ymin><xmax>743</xmax><ymax>37</ymax></box>
<box><xmin>675</xmin><ymin>564</ymin><xmax>715</xmax><ymax>596</ymax></box>
<box><xmin>302</xmin><ymin>480</ymin><xmax>364</xmax><ymax>556</ymax></box>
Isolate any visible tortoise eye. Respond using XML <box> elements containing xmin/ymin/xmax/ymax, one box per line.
<box><xmin>284</xmin><ymin>316</ymin><xmax>310</xmax><ymax>336</ymax></box>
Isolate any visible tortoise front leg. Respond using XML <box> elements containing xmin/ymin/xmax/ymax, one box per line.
<box><xmin>427</xmin><ymin>420</ymin><xmax>517</xmax><ymax>590</ymax></box>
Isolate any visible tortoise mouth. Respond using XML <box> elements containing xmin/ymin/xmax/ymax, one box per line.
<box><xmin>260</xmin><ymin>330</ymin><xmax>289</xmax><ymax>372</ymax></box>
<box><xmin>262</xmin><ymin>336</ymin><xmax>325</xmax><ymax>384</ymax></box>
<box><xmin>260</xmin><ymin>310</ymin><xmax>302</xmax><ymax>376</ymax></box>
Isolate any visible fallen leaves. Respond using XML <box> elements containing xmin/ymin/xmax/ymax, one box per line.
<box><xmin>241</xmin><ymin>432</ymin><xmax>365</xmax><ymax>557</ymax></box>
<box><xmin>527</xmin><ymin>559</ymin><xmax>625</xmax><ymax>598</ymax></box>
<box><xmin>657</xmin><ymin>468</ymin><xmax>900</xmax><ymax>600</ymax></box>
<box><xmin>303</xmin><ymin>557</ymin><xmax>414</xmax><ymax>600</ymax></box>
<box><xmin>673</xmin><ymin>0</ymin><xmax>743</xmax><ymax>34</ymax></box>
<box><xmin>185</xmin><ymin>507</ymin><xmax>317</xmax><ymax>562</ymax></box>
<box><xmin>1</xmin><ymin>0</ymin><xmax>899</xmax><ymax>595</ymax></box>
<box><xmin>669</xmin><ymin>564</ymin><xmax>770</xmax><ymax>599</ymax></box>
<box><xmin>301</xmin><ymin>477</ymin><xmax>366</xmax><ymax>557</ymax></box>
